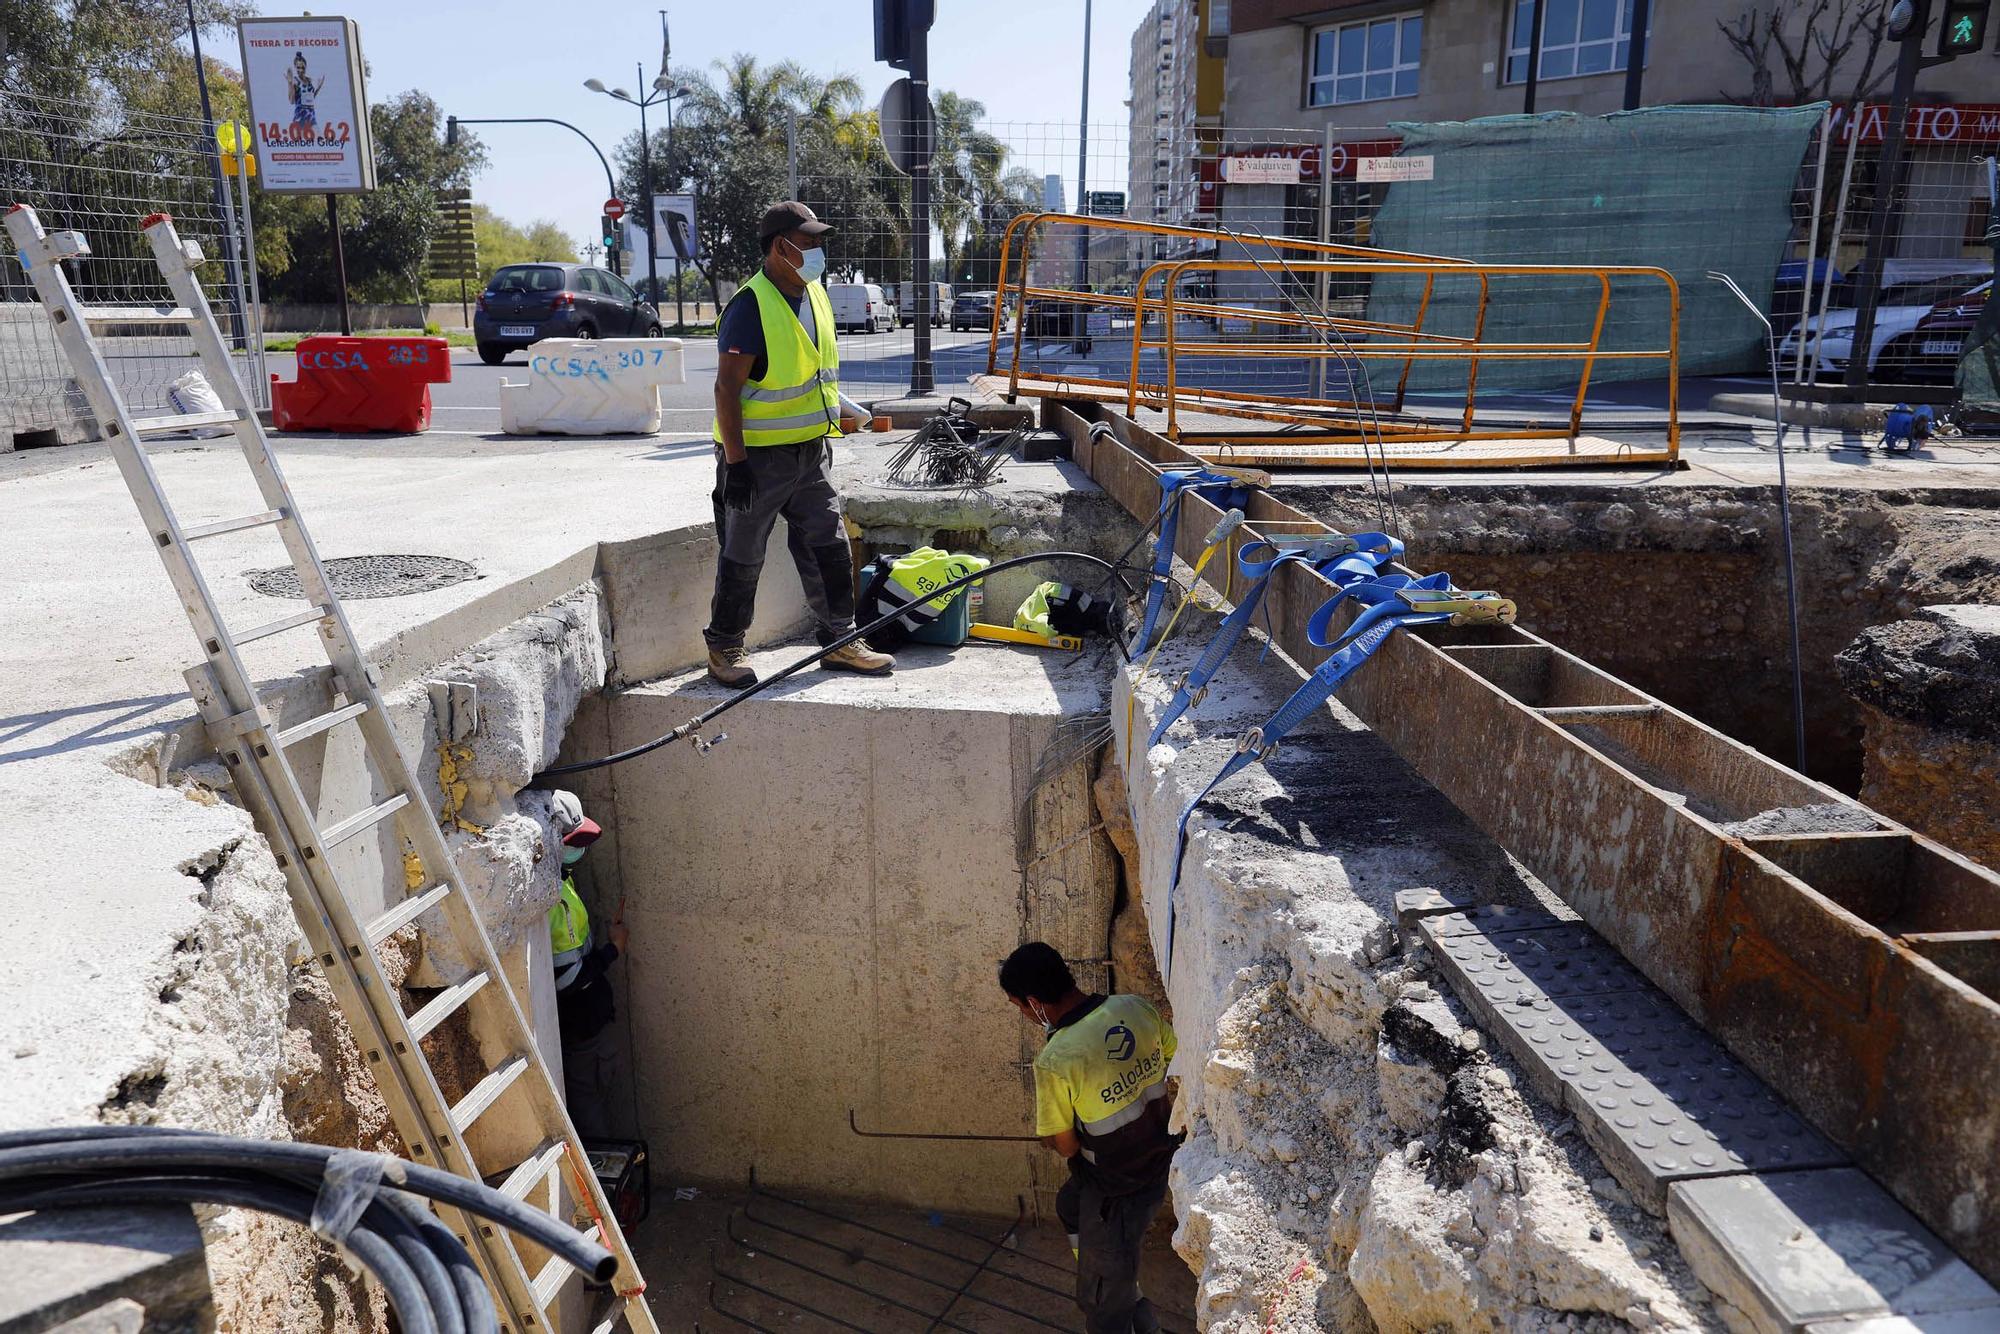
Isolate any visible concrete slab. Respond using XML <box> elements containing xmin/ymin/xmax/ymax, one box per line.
<box><xmin>1804</xmin><ymin>1315</ymin><xmax>2000</xmax><ymax>1334</ymax></box>
<box><xmin>1671</xmin><ymin>1169</ymin><xmax>2000</xmax><ymax>1334</ymax></box>
<box><xmin>0</xmin><ymin>1205</ymin><xmax>211</xmax><ymax>1332</ymax></box>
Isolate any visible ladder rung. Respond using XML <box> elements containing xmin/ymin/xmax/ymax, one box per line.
<box><xmin>130</xmin><ymin>409</ymin><xmax>241</xmax><ymax>436</ymax></box>
<box><xmin>78</xmin><ymin>304</ymin><xmax>198</xmax><ymax>324</ymax></box>
<box><xmin>449</xmin><ymin>1054</ymin><xmax>530</xmax><ymax>1135</ymax></box>
<box><xmin>276</xmin><ymin>699</ymin><xmax>369</xmax><ymax>747</ymax></box>
<box><xmin>532</xmin><ymin>1251</ymin><xmax>573</xmax><ymax>1312</ymax></box>
<box><xmin>365</xmin><ymin>883</ymin><xmax>451</xmax><ymax>947</ymax></box>
<box><xmin>232</xmin><ymin>604</ymin><xmax>330</xmax><ymax>646</ymax></box>
<box><xmin>407</xmin><ymin>970</ymin><xmax>490</xmax><ymax>1041</ymax></box>
<box><xmin>316</xmin><ymin>792</ymin><xmax>410</xmax><ymax>849</ymax></box>
<box><xmin>496</xmin><ymin>1140</ymin><xmax>567</xmax><ymax>1203</ymax></box>
<box><xmin>181</xmin><ymin>508</ymin><xmax>286</xmax><ymax>542</ymax></box>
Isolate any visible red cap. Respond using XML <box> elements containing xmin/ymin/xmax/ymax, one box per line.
<box><xmin>562</xmin><ymin>815</ymin><xmax>603</xmax><ymax>847</ymax></box>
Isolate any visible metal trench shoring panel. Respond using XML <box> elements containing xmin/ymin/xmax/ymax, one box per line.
<box><xmin>703</xmin><ymin>1179</ymin><xmax>1195</xmax><ymax>1334</ymax></box>
<box><xmin>1053</xmin><ymin>402</ymin><xmax>2000</xmax><ymax>1284</ymax></box>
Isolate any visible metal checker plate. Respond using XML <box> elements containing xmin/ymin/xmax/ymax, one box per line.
<box><xmin>1421</xmin><ymin>916</ymin><xmax>1847</xmax><ymax>1213</ymax></box>
<box><xmin>1427</xmin><ymin>922</ymin><xmax>1650</xmax><ymax>997</ymax></box>
<box><xmin>1421</xmin><ymin>905</ymin><xmax>1567</xmax><ymax>938</ymax></box>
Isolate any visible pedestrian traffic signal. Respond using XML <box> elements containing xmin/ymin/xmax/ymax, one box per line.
<box><xmin>602</xmin><ymin>214</ymin><xmax>619</xmax><ymax>252</ymax></box>
<box><xmin>873</xmin><ymin>0</ymin><xmax>935</xmax><ymax>69</ymax></box>
<box><xmin>1938</xmin><ymin>0</ymin><xmax>1991</xmax><ymax>56</ymax></box>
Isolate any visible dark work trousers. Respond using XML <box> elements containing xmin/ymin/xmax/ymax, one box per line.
<box><xmin>1057</xmin><ymin>1171</ymin><xmax>1169</xmax><ymax>1334</ymax></box>
<box><xmin>704</xmin><ymin>439</ymin><xmax>857</xmax><ymax>650</ymax></box>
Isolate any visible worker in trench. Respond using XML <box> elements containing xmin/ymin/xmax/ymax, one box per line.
<box><xmin>1000</xmin><ymin>942</ymin><xmax>1184</xmax><ymax>1334</ymax></box>
<box><xmin>706</xmin><ymin>199</ymin><xmax>893</xmax><ymax>688</ymax></box>
<box><xmin>547</xmin><ymin>791</ymin><xmax>627</xmax><ymax>1139</ymax></box>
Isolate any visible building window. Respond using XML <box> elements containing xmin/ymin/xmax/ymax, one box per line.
<box><xmin>1308</xmin><ymin>12</ymin><xmax>1422</xmax><ymax>107</ymax></box>
<box><xmin>1505</xmin><ymin>0</ymin><xmax>1650</xmax><ymax>83</ymax></box>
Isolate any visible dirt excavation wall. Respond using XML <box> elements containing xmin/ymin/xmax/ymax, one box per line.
<box><xmin>1111</xmin><ymin>620</ymin><xmax>1725</xmax><ymax>1332</ymax></box>
<box><xmin>563</xmin><ymin>642</ymin><xmax>1123</xmax><ymax>1218</ymax></box>
<box><xmin>1297</xmin><ymin>484</ymin><xmax>2000</xmax><ymax>792</ymax></box>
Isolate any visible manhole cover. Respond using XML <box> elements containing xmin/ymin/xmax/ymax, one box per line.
<box><xmin>247</xmin><ymin>554</ymin><xmax>478</xmax><ymax>600</ymax></box>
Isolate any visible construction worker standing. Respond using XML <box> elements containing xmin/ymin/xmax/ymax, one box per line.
<box><xmin>548</xmin><ymin>791</ymin><xmax>626</xmax><ymax>1140</ymax></box>
<box><xmin>1000</xmin><ymin>942</ymin><xmax>1183</xmax><ymax>1334</ymax></box>
<box><xmin>706</xmin><ymin>200</ymin><xmax>893</xmax><ymax>687</ymax></box>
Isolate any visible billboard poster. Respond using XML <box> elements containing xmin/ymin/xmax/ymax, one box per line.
<box><xmin>238</xmin><ymin>16</ymin><xmax>376</xmax><ymax>193</ymax></box>
<box><xmin>621</xmin><ymin>195</ymin><xmax>701</xmax><ymax>284</ymax></box>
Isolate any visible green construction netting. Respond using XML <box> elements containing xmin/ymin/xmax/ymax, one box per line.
<box><xmin>1363</xmin><ymin>105</ymin><xmax>1825</xmax><ymax>395</ymax></box>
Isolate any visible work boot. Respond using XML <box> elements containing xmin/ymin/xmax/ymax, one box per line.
<box><xmin>708</xmin><ymin>646</ymin><xmax>759</xmax><ymax>688</ymax></box>
<box><xmin>821</xmin><ymin>640</ymin><xmax>895</xmax><ymax>675</ymax></box>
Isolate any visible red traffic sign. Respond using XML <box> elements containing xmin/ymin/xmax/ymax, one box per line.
<box><xmin>603</xmin><ymin>198</ymin><xmax>626</xmax><ymax>221</ymax></box>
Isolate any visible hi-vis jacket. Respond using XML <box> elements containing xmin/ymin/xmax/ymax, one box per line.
<box><xmin>711</xmin><ymin>270</ymin><xmax>843</xmax><ymax>448</ymax></box>
<box><xmin>548</xmin><ymin>876</ymin><xmax>591</xmax><ymax>991</ymax></box>
<box><xmin>1034</xmin><ymin>994</ymin><xmax>1182</xmax><ymax>1195</ymax></box>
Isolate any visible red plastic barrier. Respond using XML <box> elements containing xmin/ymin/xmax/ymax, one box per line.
<box><xmin>271</xmin><ymin>335</ymin><xmax>452</xmax><ymax>433</ymax></box>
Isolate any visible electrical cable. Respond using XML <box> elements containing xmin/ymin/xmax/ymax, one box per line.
<box><xmin>533</xmin><ymin>550</ymin><xmax>1137</xmax><ymax>781</ymax></box>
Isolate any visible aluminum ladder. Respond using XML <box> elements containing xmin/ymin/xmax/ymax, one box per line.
<box><xmin>4</xmin><ymin>203</ymin><xmax>661</xmax><ymax>1334</ymax></box>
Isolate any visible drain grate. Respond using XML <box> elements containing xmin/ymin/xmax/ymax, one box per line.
<box><xmin>247</xmin><ymin>554</ymin><xmax>477</xmax><ymax>601</ymax></box>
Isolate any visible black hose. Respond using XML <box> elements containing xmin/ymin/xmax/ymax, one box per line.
<box><xmin>0</xmin><ymin>1128</ymin><xmax>616</xmax><ymax>1284</ymax></box>
<box><xmin>534</xmin><ymin>549</ymin><xmax>1132</xmax><ymax>781</ymax></box>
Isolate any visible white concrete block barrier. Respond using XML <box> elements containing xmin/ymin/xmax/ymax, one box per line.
<box><xmin>499</xmin><ymin>337</ymin><xmax>686</xmax><ymax>435</ymax></box>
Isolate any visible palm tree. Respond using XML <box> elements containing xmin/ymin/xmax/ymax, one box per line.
<box><xmin>930</xmin><ymin>92</ymin><xmax>1010</xmax><ymax>282</ymax></box>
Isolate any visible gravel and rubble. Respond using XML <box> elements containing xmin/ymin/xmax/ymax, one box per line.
<box><xmin>1112</xmin><ymin>619</ymin><xmax>1723</xmax><ymax>1332</ymax></box>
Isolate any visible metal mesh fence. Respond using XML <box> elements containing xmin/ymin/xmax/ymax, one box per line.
<box><xmin>785</xmin><ymin>114</ymin><xmax>1993</xmax><ymax>415</ymax></box>
<box><xmin>0</xmin><ymin>87</ymin><xmax>264</xmax><ymax>443</ymax></box>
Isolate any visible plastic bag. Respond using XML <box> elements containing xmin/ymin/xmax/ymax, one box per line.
<box><xmin>167</xmin><ymin>369</ymin><xmax>229</xmax><ymax>436</ymax></box>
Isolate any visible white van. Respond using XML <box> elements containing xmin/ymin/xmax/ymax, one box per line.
<box><xmin>892</xmin><ymin>281</ymin><xmax>953</xmax><ymax>328</ymax></box>
<box><xmin>828</xmin><ymin>283</ymin><xmax>894</xmax><ymax>334</ymax></box>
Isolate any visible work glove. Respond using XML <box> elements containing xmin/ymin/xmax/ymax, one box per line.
<box><xmin>722</xmin><ymin>459</ymin><xmax>756</xmax><ymax>513</ymax></box>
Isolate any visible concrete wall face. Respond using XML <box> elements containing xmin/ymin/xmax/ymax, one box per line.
<box><xmin>594</xmin><ymin>656</ymin><xmax>1114</xmax><ymax>1217</ymax></box>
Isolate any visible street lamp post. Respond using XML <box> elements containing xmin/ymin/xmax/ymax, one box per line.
<box><xmin>586</xmin><ymin>12</ymin><xmax>683</xmax><ymax>326</ymax></box>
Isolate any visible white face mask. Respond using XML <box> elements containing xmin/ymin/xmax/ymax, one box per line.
<box><xmin>786</xmin><ymin>238</ymin><xmax>827</xmax><ymax>284</ymax></box>
<box><xmin>1030</xmin><ymin>1001</ymin><xmax>1054</xmax><ymax>1035</ymax></box>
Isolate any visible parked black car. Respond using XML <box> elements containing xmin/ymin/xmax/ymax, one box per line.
<box><xmin>474</xmin><ymin>263</ymin><xmax>662</xmax><ymax>365</ymax></box>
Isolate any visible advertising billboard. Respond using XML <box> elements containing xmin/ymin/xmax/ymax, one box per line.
<box><xmin>238</xmin><ymin>16</ymin><xmax>376</xmax><ymax>193</ymax></box>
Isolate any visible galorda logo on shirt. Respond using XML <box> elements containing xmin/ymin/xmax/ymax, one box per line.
<box><xmin>1100</xmin><ymin>1043</ymin><xmax>1162</xmax><ymax>1106</ymax></box>
<box><xmin>1105</xmin><ymin>1024</ymin><xmax>1137</xmax><ymax>1062</ymax></box>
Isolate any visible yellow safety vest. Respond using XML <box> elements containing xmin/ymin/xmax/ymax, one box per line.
<box><xmin>712</xmin><ymin>270</ymin><xmax>843</xmax><ymax>448</ymax></box>
<box><xmin>549</xmin><ymin>876</ymin><xmax>591</xmax><ymax>990</ymax></box>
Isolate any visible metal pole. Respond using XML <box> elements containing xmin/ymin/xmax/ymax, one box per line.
<box><xmin>1075</xmin><ymin>0</ymin><xmax>1093</xmax><ymax>290</ymax></box>
<box><xmin>1710</xmin><ymin>271</ymin><xmax>1808</xmax><ymax>773</ymax></box>
<box><xmin>1845</xmin><ymin>2</ymin><xmax>1927</xmax><ymax>397</ymax></box>
<box><xmin>185</xmin><ymin>0</ymin><xmax>248</xmax><ymax>353</ymax></box>
<box><xmin>638</xmin><ymin>64</ymin><xmax>659</xmax><ymax>308</ymax></box>
<box><xmin>669</xmin><ymin>96</ymin><xmax>684</xmax><ymax>331</ymax></box>
<box><xmin>325</xmin><ymin>193</ymin><xmax>352</xmax><ymax>335</ymax></box>
<box><xmin>1523</xmin><ymin>0</ymin><xmax>1546</xmax><ymax>113</ymax></box>
<box><xmin>232</xmin><ymin>136</ymin><xmax>268</xmax><ymax>405</ymax></box>
<box><xmin>1622</xmin><ymin>0</ymin><xmax>1651</xmax><ymax>110</ymax></box>
<box><xmin>1807</xmin><ymin>108</ymin><xmax>1864</xmax><ymax>383</ymax></box>
<box><xmin>1312</xmin><ymin>122</ymin><xmax>1335</xmax><ymax>402</ymax></box>
<box><xmin>909</xmin><ymin>21</ymin><xmax>935</xmax><ymax>395</ymax></box>
<box><xmin>786</xmin><ymin>112</ymin><xmax>799</xmax><ymax>198</ymax></box>
<box><xmin>1792</xmin><ymin>107</ymin><xmax>1833</xmax><ymax>383</ymax></box>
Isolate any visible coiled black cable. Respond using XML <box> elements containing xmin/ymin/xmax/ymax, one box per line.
<box><xmin>0</xmin><ymin>1126</ymin><xmax>609</xmax><ymax>1334</ymax></box>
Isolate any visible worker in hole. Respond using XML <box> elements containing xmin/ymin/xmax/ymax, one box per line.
<box><xmin>1000</xmin><ymin>942</ymin><xmax>1183</xmax><ymax>1334</ymax></box>
<box><xmin>547</xmin><ymin>790</ymin><xmax>626</xmax><ymax>1139</ymax></box>
<box><xmin>706</xmin><ymin>200</ymin><xmax>892</xmax><ymax>688</ymax></box>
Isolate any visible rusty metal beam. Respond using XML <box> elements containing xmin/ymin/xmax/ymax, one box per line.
<box><xmin>1052</xmin><ymin>401</ymin><xmax>2000</xmax><ymax>1283</ymax></box>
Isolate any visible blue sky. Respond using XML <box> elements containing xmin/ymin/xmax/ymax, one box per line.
<box><xmin>230</xmin><ymin>1</ymin><xmax>1154</xmax><ymax>248</ymax></box>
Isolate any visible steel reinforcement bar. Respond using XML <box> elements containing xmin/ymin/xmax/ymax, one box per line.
<box><xmin>1051</xmin><ymin>401</ymin><xmax>2000</xmax><ymax>1283</ymax></box>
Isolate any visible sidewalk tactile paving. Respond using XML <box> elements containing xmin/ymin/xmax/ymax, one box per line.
<box><xmin>1419</xmin><ymin>911</ymin><xmax>1847</xmax><ymax>1214</ymax></box>
<box><xmin>1420</xmin><ymin>905</ymin><xmax>1567</xmax><ymax>938</ymax></box>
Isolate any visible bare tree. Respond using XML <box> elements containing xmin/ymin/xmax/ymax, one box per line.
<box><xmin>1718</xmin><ymin>0</ymin><xmax>1897</xmax><ymax>105</ymax></box>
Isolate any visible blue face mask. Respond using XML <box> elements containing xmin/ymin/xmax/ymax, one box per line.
<box><xmin>561</xmin><ymin>845</ymin><xmax>585</xmax><ymax>866</ymax></box>
<box><xmin>788</xmin><ymin>239</ymin><xmax>827</xmax><ymax>284</ymax></box>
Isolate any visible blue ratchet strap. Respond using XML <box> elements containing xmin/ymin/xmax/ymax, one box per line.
<box><xmin>1159</xmin><ymin>573</ymin><xmax>1516</xmax><ymax>978</ymax></box>
<box><xmin>1145</xmin><ymin>531</ymin><xmax>1399</xmax><ymax>748</ymax></box>
<box><xmin>1136</xmin><ymin>468</ymin><xmax>1253</xmax><ymax>652</ymax></box>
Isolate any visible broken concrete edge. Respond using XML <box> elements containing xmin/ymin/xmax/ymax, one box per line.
<box><xmin>1837</xmin><ymin>604</ymin><xmax>2000</xmax><ymax>745</ymax></box>
<box><xmin>1708</xmin><ymin>393</ymin><xmax>1888</xmax><ymax>432</ymax></box>
<box><xmin>1110</xmin><ymin>629</ymin><xmax>1722</xmax><ymax>1332</ymax></box>
<box><xmin>0</xmin><ymin>1205</ymin><xmax>212</xmax><ymax>1332</ymax></box>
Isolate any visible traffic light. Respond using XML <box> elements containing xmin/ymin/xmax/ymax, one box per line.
<box><xmin>1938</xmin><ymin>0</ymin><xmax>1991</xmax><ymax>56</ymax></box>
<box><xmin>601</xmin><ymin>214</ymin><xmax>619</xmax><ymax>253</ymax></box>
<box><xmin>873</xmin><ymin>0</ymin><xmax>935</xmax><ymax>69</ymax></box>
